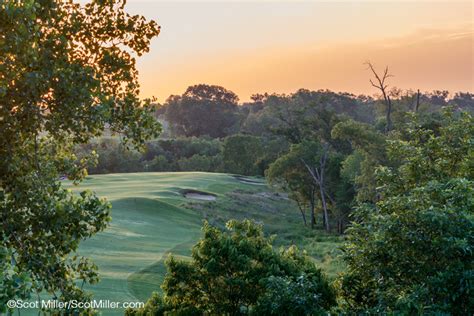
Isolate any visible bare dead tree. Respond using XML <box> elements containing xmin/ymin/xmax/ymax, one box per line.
<box><xmin>365</xmin><ymin>62</ymin><xmax>393</xmax><ymax>132</ymax></box>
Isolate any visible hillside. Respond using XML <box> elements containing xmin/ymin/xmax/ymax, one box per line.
<box><xmin>64</xmin><ymin>172</ymin><xmax>342</xmax><ymax>313</ymax></box>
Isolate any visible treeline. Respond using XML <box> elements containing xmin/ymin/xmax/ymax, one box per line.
<box><xmin>80</xmin><ymin>86</ymin><xmax>474</xmax><ymax>178</ymax></box>
<box><xmin>79</xmin><ymin>84</ymin><xmax>473</xmax><ymax>234</ymax></box>
<box><xmin>159</xmin><ymin>84</ymin><xmax>474</xmax><ymax>140</ymax></box>
<box><xmin>77</xmin><ymin>135</ymin><xmax>287</xmax><ymax>176</ymax></box>
<box><xmin>76</xmin><ymin>84</ymin><xmax>473</xmax><ymax>235</ymax></box>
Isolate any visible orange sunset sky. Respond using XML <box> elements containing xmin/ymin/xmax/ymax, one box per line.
<box><xmin>122</xmin><ymin>0</ymin><xmax>473</xmax><ymax>103</ymax></box>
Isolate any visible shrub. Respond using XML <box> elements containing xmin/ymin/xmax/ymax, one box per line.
<box><xmin>132</xmin><ymin>220</ymin><xmax>335</xmax><ymax>315</ymax></box>
<box><xmin>177</xmin><ymin>154</ymin><xmax>215</xmax><ymax>172</ymax></box>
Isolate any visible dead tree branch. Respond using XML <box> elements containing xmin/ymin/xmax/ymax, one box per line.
<box><xmin>365</xmin><ymin>61</ymin><xmax>393</xmax><ymax>132</ymax></box>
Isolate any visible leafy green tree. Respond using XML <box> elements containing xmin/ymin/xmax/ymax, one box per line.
<box><xmin>178</xmin><ymin>154</ymin><xmax>217</xmax><ymax>172</ymax></box>
<box><xmin>338</xmin><ymin>109</ymin><xmax>474</xmax><ymax>314</ymax></box>
<box><xmin>254</xmin><ymin>274</ymin><xmax>330</xmax><ymax>316</ymax></box>
<box><xmin>268</xmin><ymin>141</ymin><xmax>352</xmax><ymax>232</ymax></box>
<box><xmin>332</xmin><ymin>120</ymin><xmax>387</xmax><ymax>202</ymax></box>
<box><xmin>263</xmin><ymin>99</ymin><xmax>352</xmax><ymax>231</ymax></box>
<box><xmin>160</xmin><ymin>220</ymin><xmax>335</xmax><ymax>315</ymax></box>
<box><xmin>87</xmin><ymin>138</ymin><xmax>143</xmax><ymax>173</ymax></box>
<box><xmin>0</xmin><ymin>245</ymin><xmax>32</xmax><ymax>313</ymax></box>
<box><xmin>165</xmin><ymin>84</ymin><xmax>240</xmax><ymax>138</ymax></box>
<box><xmin>0</xmin><ymin>0</ymin><xmax>160</xmax><ymax>310</ymax></box>
<box><xmin>452</xmin><ymin>92</ymin><xmax>474</xmax><ymax>113</ymax></box>
<box><xmin>266</xmin><ymin>143</ymin><xmax>318</xmax><ymax>227</ymax></box>
<box><xmin>253</xmin><ymin>137</ymin><xmax>289</xmax><ymax>174</ymax></box>
<box><xmin>222</xmin><ymin>134</ymin><xmax>263</xmax><ymax>176</ymax></box>
<box><xmin>145</xmin><ymin>155</ymin><xmax>175</xmax><ymax>172</ymax></box>
<box><xmin>125</xmin><ymin>292</ymin><xmax>169</xmax><ymax>316</ymax></box>
<box><xmin>241</xmin><ymin>89</ymin><xmax>375</xmax><ymax>139</ymax></box>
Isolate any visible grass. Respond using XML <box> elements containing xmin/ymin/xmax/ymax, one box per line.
<box><xmin>61</xmin><ymin>172</ymin><xmax>343</xmax><ymax>314</ymax></box>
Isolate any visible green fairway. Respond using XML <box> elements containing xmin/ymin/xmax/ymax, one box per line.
<box><xmin>62</xmin><ymin>172</ymin><xmax>342</xmax><ymax>315</ymax></box>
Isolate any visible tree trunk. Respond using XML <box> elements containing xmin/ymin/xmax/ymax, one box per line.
<box><xmin>310</xmin><ymin>190</ymin><xmax>316</xmax><ymax>229</ymax></box>
<box><xmin>337</xmin><ymin>219</ymin><xmax>344</xmax><ymax>234</ymax></box>
<box><xmin>319</xmin><ymin>166</ymin><xmax>330</xmax><ymax>232</ymax></box>
<box><xmin>295</xmin><ymin>199</ymin><xmax>307</xmax><ymax>226</ymax></box>
<box><xmin>385</xmin><ymin>95</ymin><xmax>392</xmax><ymax>133</ymax></box>
<box><xmin>301</xmin><ymin>145</ymin><xmax>331</xmax><ymax>232</ymax></box>
<box><xmin>415</xmin><ymin>89</ymin><xmax>420</xmax><ymax>112</ymax></box>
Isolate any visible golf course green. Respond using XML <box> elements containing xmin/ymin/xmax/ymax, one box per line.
<box><xmin>62</xmin><ymin>172</ymin><xmax>342</xmax><ymax>314</ymax></box>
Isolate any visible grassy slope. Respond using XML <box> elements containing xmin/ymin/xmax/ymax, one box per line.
<box><xmin>64</xmin><ymin>172</ymin><xmax>342</xmax><ymax>313</ymax></box>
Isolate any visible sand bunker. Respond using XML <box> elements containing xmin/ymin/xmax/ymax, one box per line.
<box><xmin>185</xmin><ymin>193</ymin><xmax>216</xmax><ymax>201</ymax></box>
<box><xmin>180</xmin><ymin>189</ymin><xmax>217</xmax><ymax>201</ymax></box>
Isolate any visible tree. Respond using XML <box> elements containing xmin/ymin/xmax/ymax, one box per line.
<box><xmin>165</xmin><ymin>84</ymin><xmax>240</xmax><ymax>138</ymax></box>
<box><xmin>222</xmin><ymin>134</ymin><xmax>263</xmax><ymax>176</ymax></box>
<box><xmin>452</xmin><ymin>92</ymin><xmax>474</xmax><ymax>113</ymax></box>
<box><xmin>301</xmin><ymin>143</ymin><xmax>331</xmax><ymax>232</ymax></box>
<box><xmin>160</xmin><ymin>220</ymin><xmax>335</xmax><ymax>315</ymax></box>
<box><xmin>267</xmin><ymin>141</ymin><xmax>347</xmax><ymax>232</ymax></box>
<box><xmin>254</xmin><ymin>274</ymin><xmax>332</xmax><ymax>316</ymax></box>
<box><xmin>366</xmin><ymin>62</ymin><xmax>393</xmax><ymax>133</ymax></box>
<box><xmin>266</xmin><ymin>145</ymin><xmax>317</xmax><ymax>227</ymax></box>
<box><xmin>125</xmin><ymin>292</ymin><xmax>169</xmax><ymax>316</ymax></box>
<box><xmin>0</xmin><ymin>0</ymin><xmax>160</xmax><ymax>311</ymax></box>
<box><xmin>178</xmin><ymin>154</ymin><xmax>215</xmax><ymax>172</ymax></box>
<box><xmin>338</xmin><ymin>109</ymin><xmax>474</xmax><ymax>314</ymax></box>
<box><xmin>331</xmin><ymin>119</ymin><xmax>387</xmax><ymax>202</ymax></box>
<box><xmin>265</xmin><ymin>100</ymin><xmax>355</xmax><ymax>232</ymax></box>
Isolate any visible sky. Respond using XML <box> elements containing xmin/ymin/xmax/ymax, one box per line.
<box><xmin>121</xmin><ymin>1</ymin><xmax>473</xmax><ymax>103</ymax></box>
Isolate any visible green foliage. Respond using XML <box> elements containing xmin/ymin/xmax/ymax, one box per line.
<box><xmin>254</xmin><ymin>274</ymin><xmax>329</xmax><ymax>316</ymax></box>
<box><xmin>267</xmin><ymin>141</ymin><xmax>353</xmax><ymax>232</ymax></box>
<box><xmin>222</xmin><ymin>134</ymin><xmax>263</xmax><ymax>175</ymax></box>
<box><xmin>78</xmin><ymin>135</ymin><xmax>287</xmax><ymax>176</ymax></box>
<box><xmin>266</xmin><ymin>142</ymin><xmax>318</xmax><ymax>227</ymax></box>
<box><xmin>0</xmin><ymin>245</ymin><xmax>32</xmax><ymax>314</ymax></box>
<box><xmin>338</xmin><ymin>109</ymin><xmax>474</xmax><ymax>314</ymax></box>
<box><xmin>154</xmin><ymin>137</ymin><xmax>222</xmax><ymax>159</ymax></box>
<box><xmin>332</xmin><ymin>120</ymin><xmax>388</xmax><ymax>202</ymax></box>
<box><xmin>95</xmin><ymin>138</ymin><xmax>143</xmax><ymax>173</ymax></box>
<box><xmin>146</xmin><ymin>155</ymin><xmax>176</xmax><ymax>172</ymax></box>
<box><xmin>331</xmin><ymin>120</ymin><xmax>386</xmax><ymax>160</ymax></box>
<box><xmin>165</xmin><ymin>84</ymin><xmax>241</xmax><ymax>138</ymax></box>
<box><xmin>125</xmin><ymin>292</ymin><xmax>167</xmax><ymax>316</ymax></box>
<box><xmin>178</xmin><ymin>154</ymin><xmax>219</xmax><ymax>172</ymax></box>
<box><xmin>157</xmin><ymin>220</ymin><xmax>335</xmax><ymax>315</ymax></box>
<box><xmin>77</xmin><ymin>137</ymin><xmax>223</xmax><ymax>174</ymax></box>
<box><xmin>0</xmin><ymin>0</ymin><xmax>160</xmax><ymax>311</ymax></box>
<box><xmin>241</xmin><ymin>89</ymin><xmax>375</xmax><ymax>139</ymax></box>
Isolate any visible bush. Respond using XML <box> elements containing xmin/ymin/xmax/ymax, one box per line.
<box><xmin>131</xmin><ymin>220</ymin><xmax>335</xmax><ymax>315</ymax></box>
<box><xmin>254</xmin><ymin>274</ymin><xmax>331</xmax><ymax>315</ymax></box>
<box><xmin>177</xmin><ymin>154</ymin><xmax>216</xmax><ymax>172</ymax></box>
<box><xmin>165</xmin><ymin>220</ymin><xmax>335</xmax><ymax>314</ymax></box>
<box><xmin>145</xmin><ymin>155</ymin><xmax>176</xmax><ymax>172</ymax></box>
<box><xmin>125</xmin><ymin>292</ymin><xmax>167</xmax><ymax>316</ymax></box>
